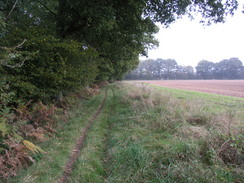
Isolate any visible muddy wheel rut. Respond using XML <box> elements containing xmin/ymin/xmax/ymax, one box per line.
<box><xmin>58</xmin><ymin>89</ymin><xmax>108</xmax><ymax>183</ymax></box>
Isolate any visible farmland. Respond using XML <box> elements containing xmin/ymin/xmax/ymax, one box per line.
<box><xmin>136</xmin><ymin>80</ymin><xmax>244</xmax><ymax>98</ymax></box>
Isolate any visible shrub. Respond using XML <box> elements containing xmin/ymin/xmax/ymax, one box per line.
<box><xmin>2</xmin><ymin>27</ymin><xmax>99</xmax><ymax>103</ymax></box>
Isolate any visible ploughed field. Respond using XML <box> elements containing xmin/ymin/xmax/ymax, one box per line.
<box><xmin>137</xmin><ymin>80</ymin><xmax>244</xmax><ymax>98</ymax></box>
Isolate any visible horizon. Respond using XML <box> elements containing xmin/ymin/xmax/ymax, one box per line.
<box><xmin>140</xmin><ymin>4</ymin><xmax>244</xmax><ymax>67</ymax></box>
<box><xmin>139</xmin><ymin>57</ymin><xmax>244</xmax><ymax>68</ymax></box>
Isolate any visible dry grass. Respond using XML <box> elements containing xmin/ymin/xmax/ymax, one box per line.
<box><xmin>179</xmin><ymin>125</ymin><xmax>209</xmax><ymax>139</ymax></box>
<box><xmin>120</xmin><ymin>82</ymin><xmax>243</xmax><ymax>170</ymax></box>
<box><xmin>212</xmin><ymin>111</ymin><xmax>243</xmax><ymax>136</ymax></box>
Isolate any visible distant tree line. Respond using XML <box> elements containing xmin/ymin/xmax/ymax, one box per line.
<box><xmin>196</xmin><ymin>58</ymin><xmax>244</xmax><ymax>79</ymax></box>
<box><xmin>125</xmin><ymin>58</ymin><xmax>244</xmax><ymax>80</ymax></box>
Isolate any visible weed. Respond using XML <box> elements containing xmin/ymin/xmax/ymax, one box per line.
<box><xmin>199</xmin><ymin>140</ymin><xmax>217</xmax><ymax>165</ymax></box>
<box><xmin>31</xmin><ymin>102</ymin><xmax>57</xmax><ymax>126</ymax></box>
<box><xmin>218</xmin><ymin>140</ymin><xmax>243</xmax><ymax>165</ymax></box>
<box><xmin>5</xmin><ymin>82</ymin><xmax>243</xmax><ymax>182</ymax></box>
<box><xmin>0</xmin><ymin>138</ymin><xmax>35</xmax><ymax>179</ymax></box>
<box><xmin>187</xmin><ymin>115</ymin><xmax>208</xmax><ymax>126</ymax></box>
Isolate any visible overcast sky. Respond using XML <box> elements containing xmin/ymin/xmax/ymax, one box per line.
<box><xmin>141</xmin><ymin>5</ymin><xmax>244</xmax><ymax>67</ymax></box>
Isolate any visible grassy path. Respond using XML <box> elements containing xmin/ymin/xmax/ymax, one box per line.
<box><xmin>59</xmin><ymin>89</ymin><xmax>108</xmax><ymax>183</ymax></box>
<box><xmin>5</xmin><ymin>83</ymin><xmax>243</xmax><ymax>183</ymax></box>
<box><xmin>5</xmin><ymin>91</ymin><xmax>106</xmax><ymax>183</ymax></box>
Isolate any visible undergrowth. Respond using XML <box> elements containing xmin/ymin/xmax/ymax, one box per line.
<box><xmin>0</xmin><ymin>84</ymin><xmax>102</xmax><ymax>181</ymax></box>
<box><xmin>3</xmin><ymin>82</ymin><xmax>243</xmax><ymax>182</ymax></box>
<box><xmin>6</xmin><ymin>91</ymin><xmax>105</xmax><ymax>183</ymax></box>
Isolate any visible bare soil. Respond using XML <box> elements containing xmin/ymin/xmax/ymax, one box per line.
<box><xmin>136</xmin><ymin>80</ymin><xmax>244</xmax><ymax>98</ymax></box>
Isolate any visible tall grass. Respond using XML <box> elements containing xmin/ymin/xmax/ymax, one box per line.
<box><xmin>103</xmin><ymin>82</ymin><xmax>243</xmax><ymax>182</ymax></box>
<box><xmin>5</xmin><ymin>82</ymin><xmax>243</xmax><ymax>183</ymax></box>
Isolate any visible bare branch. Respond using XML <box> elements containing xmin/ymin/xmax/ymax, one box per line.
<box><xmin>5</xmin><ymin>0</ymin><xmax>19</xmax><ymax>20</ymax></box>
<box><xmin>0</xmin><ymin>57</ymin><xmax>28</xmax><ymax>68</ymax></box>
<box><xmin>37</xmin><ymin>0</ymin><xmax>56</xmax><ymax>16</ymax></box>
<box><xmin>0</xmin><ymin>39</ymin><xmax>28</xmax><ymax>68</ymax></box>
<box><xmin>0</xmin><ymin>39</ymin><xmax>27</xmax><ymax>51</ymax></box>
<box><xmin>16</xmin><ymin>39</ymin><xmax>27</xmax><ymax>48</ymax></box>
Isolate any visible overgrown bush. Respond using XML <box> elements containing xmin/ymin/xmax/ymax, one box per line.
<box><xmin>2</xmin><ymin>27</ymin><xmax>99</xmax><ymax>103</ymax></box>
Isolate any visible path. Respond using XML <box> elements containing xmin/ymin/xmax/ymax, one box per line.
<box><xmin>58</xmin><ymin>89</ymin><xmax>108</xmax><ymax>183</ymax></box>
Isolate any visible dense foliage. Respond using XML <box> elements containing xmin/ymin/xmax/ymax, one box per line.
<box><xmin>126</xmin><ymin>57</ymin><xmax>244</xmax><ymax>80</ymax></box>
<box><xmin>2</xmin><ymin>27</ymin><xmax>99</xmax><ymax>102</ymax></box>
<box><xmin>0</xmin><ymin>0</ymin><xmax>240</xmax><ymax>103</ymax></box>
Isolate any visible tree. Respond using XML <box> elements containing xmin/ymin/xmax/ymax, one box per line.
<box><xmin>54</xmin><ymin>0</ymin><xmax>239</xmax><ymax>81</ymax></box>
<box><xmin>0</xmin><ymin>0</ymin><xmax>240</xmax><ymax>102</ymax></box>
<box><xmin>125</xmin><ymin>58</ymin><xmax>195</xmax><ymax>80</ymax></box>
<box><xmin>196</xmin><ymin>60</ymin><xmax>215</xmax><ymax>79</ymax></box>
<box><xmin>149</xmin><ymin>0</ymin><xmax>238</xmax><ymax>24</ymax></box>
<box><xmin>160</xmin><ymin>59</ymin><xmax>178</xmax><ymax>79</ymax></box>
<box><xmin>176</xmin><ymin>65</ymin><xmax>195</xmax><ymax>79</ymax></box>
<box><xmin>214</xmin><ymin>58</ymin><xmax>243</xmax><ymax>79</ymax></box>
<box><xmin>237</xmin><ymin>66</ymin><xmax>244</xmax><ymax>79</ymax></box>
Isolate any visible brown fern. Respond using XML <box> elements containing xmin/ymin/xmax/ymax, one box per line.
<box><xmin>0</xmin><ymin>137</ymin><xmax>33</xmax><ymax>179</ymax></box>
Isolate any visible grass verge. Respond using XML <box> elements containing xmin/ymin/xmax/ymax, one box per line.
<box><xmin>4</xmin><ymin>82</ymin><xmax>243</xmax><ymax>183</ymax></box>
<box><xmin>4</xmin><ymin>92</ymin><xmax>105</xmax><ymax>183</ymax></box>
<box><xmin>102</xmin><ymin>82</ymin><xmax>243</xmax><ymax>182</ymax></box>
<box><xmin>132</xmin><ymin>82</ymin><xmax>244</xmax><ymax>110</ymax></box>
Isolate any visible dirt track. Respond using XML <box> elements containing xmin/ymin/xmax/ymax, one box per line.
<box><xmin>136</xmin><ymin>80</ymin><xmax>244</xmax><ymax>98</ymax></box>
<box><xmin>59</xmin><ymin>89</ymin><xmax>108</xmax><ymax>183</ymax></box>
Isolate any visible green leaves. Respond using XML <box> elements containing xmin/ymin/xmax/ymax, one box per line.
<box><xmin>145</xmin><ymin>0</ymin><xmax>238</xmax><ymax>26</ymax></box>
<box><xmin>1</xmin><ymin>27</ymin><xmax>99</xmax><ymax>102</ymax></box>
<box><xmin>0</xmin><ymin>0</ymin><xmax>240</xmax><ymax>103</ymax></box>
